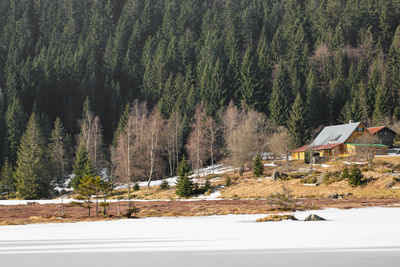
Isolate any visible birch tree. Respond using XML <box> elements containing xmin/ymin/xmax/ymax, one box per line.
<box><xmin>186</xmin><ymin>103</ymin><xmax>209</xmax><ymax>176</ymax></box>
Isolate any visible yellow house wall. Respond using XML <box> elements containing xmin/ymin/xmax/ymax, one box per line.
<box><xmin>291</xmin><ymin>152</ymin><xmax>305</xmax><ymax>160</ymax></box>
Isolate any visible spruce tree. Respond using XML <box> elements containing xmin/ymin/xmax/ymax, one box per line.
<box><xmin>71</xmin><ymin>146</ymin><xmax>92</xmax><ymax>190</ymax></box>
<box><xmin>0</xmin><ymin>158</ymin><xmax>14</xmax><ymax>198</ymax></box>
<box><xmin>238</xmin><ymin>46</ymin><xmax>265</xmax><ymax>112</ymax></box>
<box><xmin>4</xmin><ymin>97</ymin><xmax>26</xmax><ymax>163</ymax></box>
<box><xmin>253</xmin><ymin>153</ymin><xmax>264</xmax><ymax>177</ymax></box>
<box><xmin>175</xmin><ymin>155</ymin><xmax>193</xmax><ymax>198</ymax></box>
<box><xmin>372</xmin><ymin>77</ymin><xmax>391</xmax><ymax>124</ymax></box>
<box><xmin>48</xmin><ymin>118</ymin><xmax>70</xmax><ymax>188</ymax></box>
<box><xmin>288</xmin><ymin>93</ymin><xmax>308</xmax><ymax>147</ymax></box>
<box><xmin>305</xmin><ymin>69</ymin><xmax>322</xmax><ymax>127</ymax></box>
<box><xmin>348</xmin><ymin>165</ymin><xmax>363</xmax><ymax>187</ymax></box>
<box><xmin>14</xmin><ymin>112</ymin><xmax>51</xmax><ymax>199</ymax></box>
<box><xmin>269</xmin><ymin>63</ymin><xmax>291</xmax><ymax>126</ymax></box>
<box><xmin>112</xmin><ymin>103</ymin><xmax>131</xmax><ymax>147</ymax></box>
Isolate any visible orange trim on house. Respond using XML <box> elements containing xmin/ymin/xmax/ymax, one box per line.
<box><xmin>367</xmin><ymin>126</ymin><xmax>386</xmax><ymax>135</ymax></box>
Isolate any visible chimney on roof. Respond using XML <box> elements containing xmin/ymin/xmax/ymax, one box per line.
<box><xmin>349</xmin><ymin>120</ymin><xmax>354</xmax><ymax>124</ymax></box>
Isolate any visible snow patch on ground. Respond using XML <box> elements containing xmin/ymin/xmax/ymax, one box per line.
<box><xmin>264</xmin><ymin>162</ymin><xmax>277</xmax><ymax>167</ymax></box>
<box><xmin>343</xmin><ymin>161</ymin><xmax>366</xmax><ymax>165</ymax></box>
<box><xmin>115</xmin><ymin>164</ymin><xmax>233</xmax><ymax>189</ymax></box>
<box><xmin>0</xmin><ymin>207</ymin><xmax>399</xmax><ymax>253</ymax></box>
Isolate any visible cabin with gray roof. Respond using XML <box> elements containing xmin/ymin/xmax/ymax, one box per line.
<box><xmin>292</xmin><ymin>121</ymin><xmax>388</xmax><ymax>160</ymax></box>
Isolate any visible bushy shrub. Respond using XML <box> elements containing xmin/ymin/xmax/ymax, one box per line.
<box><xmin>203</xmin><ymin>178</ymin><xmax>211</xmax><ymax>191</ymax></box>
<box><xmin>348</xmin><ymin>165</ymin><xmax>363</xmax><ymax>187</ymax></box>
<box><xmin>378</xmin><ymin>168</ymin><xmax>393</xmax><ymax>174</ymax></box>
<box><xmin>225</xmin><ymin>176</ymin><xmax>232</xmax><ymax>187</ymax></box>
<box><xmin>341</xmin><ymin>166</ymin><xmax>349</xmax><ymax>179</ymax></box>
<box><xmin>253</xmin><ymin>154</ymin><xmax>264</xmax><ymax>177</ymax></box>
<box><xmin>300</xmin><ymin>176</ymin><xmax>317</xmax><ymax>184</ymax></box>
<box><xmin>133</xmin><ymin>183</ymin><xmax>140</xmax><ymax>191</ymax></box>
<box><xmin>160</xmin><ymin>179</ymin><xmax>169</xmax><ymax>189</ymax></box>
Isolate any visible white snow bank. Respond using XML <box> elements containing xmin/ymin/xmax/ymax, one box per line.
<box><xmin>264</xmin><ymin>162</ymin><xmax>277</xmax><ymax>167</ymax></box>
<box><xmin>0</xmin><ymin>207</ymin><xmax>399</xmax><ymax>254</ymax></box>
<box><xmin>343</xmin><ymin>161</ymin><xmax>366</xmax><ymax>165</ymax></box>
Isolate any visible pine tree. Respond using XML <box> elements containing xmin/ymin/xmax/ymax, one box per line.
<box><xmin>48</xmin><ymin>118</ymin><xmax>70</xmax><ymax>188</ymax></box>
<box><xmin>238</xmin><ymin>46</ymin><xmax>265</xmax><ymax>112</ymax></box>
<box><xmin>71</xmin><ymin>146</ymin><xmax>92</xmax><ymax>190</ymax></box>
<box><xmin>76</xmin><ymin>174</ymin><xmax>102</xmax><ymax>217</ymax></box>
<box><xmin>253</xmin><ymin>153</ymin><xmax>264</xmax><ymax>177</ymax></box>
<box><xmin>112</xmin><ymin>103</ymin><xmax>131</xmax><ymax>147</ymax></box>
<box><xmin>348</xmin><ymin>165</ymin><xmax>363</xmax><ymax>187</ymax></box>
<box><xmin>175</xmin><ymin>155</ymin><xmax>193</xmax><ymax>198</ymax></box>
<box><xmin>269</xmin><ymin>63</ymin><xmax>291</xmax><ymax>125</ymax></box>
<box><xmin>372</xmin><ymin>76</ymin><xmax>391</xmax><ymax>124</ymax></box>
<box><xmin>0</xmin><ymin>158</ymin><xmax>14</xmax><ymax>198</ymax></box>
<box><xmin>4</xmin><ymin>97</ymin><xmax>26</xmax><ymax>163</ymax></box>
<box><xmin>288</xmin><ymin>93</ymin><xmax>308</xmax><ymax>146</ymax></box>
<box><xmin>14</xmin><ymin>112</ymin><xmax>51</xmax><ymax>199</ymax></box>
<box><xmin>305</xmin><ymin>69</ymin><xmax>322</xmax><ymax>127</ymax></box>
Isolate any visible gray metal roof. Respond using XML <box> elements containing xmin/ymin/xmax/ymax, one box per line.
<box><xmin>311</xmin><ymin>122</ymin><xmax>361</xmax><ymax>146</ymax></box>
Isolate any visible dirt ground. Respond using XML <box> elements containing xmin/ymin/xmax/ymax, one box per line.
<box><xmin>1</xmin><ymin>198</ymin><xmax>399</xmax><ymax>225</ymax></box>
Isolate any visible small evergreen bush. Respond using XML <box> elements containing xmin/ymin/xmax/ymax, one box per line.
<box><xmin>203</xmin><ymin>178</ymin><xmax>211</xmax><ymax>191</ymax></box>
<box><xmin>160</xmin><ymin>179</ymin><xmax>169</xmax><ymax>189</ymax></box>
<box><xmin>225</xmin><ymin>176</ymin><xmax>232</xmax><ymax>187</ymax></box>
<box><xmin>348</xmin><ymin>165</ymin><xmax>363</xmax><ymax>187</ymax></box>
<box><xmin>133</xmin><ymin>183</ymin><xmax>140</xmax><ymax>191</ymax></box>
<box><xmin>253</xmin><ymin>154</ymin><xmax>264</xmax><ymax>177</ymax></box>
<box><xmin>341</xmin><ymin>166</ymin><xmax>349</xmax><ymax>179</ymax></box>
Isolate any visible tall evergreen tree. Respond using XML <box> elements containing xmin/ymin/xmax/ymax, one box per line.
<box><xmin>372</xmin><ymin>77</ymin><xmax>391</xmax><ymax>124</ymax></box>
<box><xmin>14</xmin><ymin>112</ymin><xmax>51</xmax><ymax>199</ymax></box>
<box><xmin>269</xmin><ymin>63</ymin><xmax>291</xmax><ymax>125</ymax></box>
<box><xmin>238</xmin><ymin>46</ymin><xmax>266</xmax><ymax>112</ymax></box>
<box><xmin>112</xmin><ymin>103</ymin><xmax>131</xmax><ymax>147</ymax></box>
<box><xmin>253</xmin><ymin>153</ymin><xmax>264</xmax><ymax>177</ymax></box>
<box><xmin>48</xmin><ymin>118</ymin><xmax>70</xmax><ymax>188</ymax></box>
<box><xmin>288</xmin><ymin>93</ymin><xmax>308</xmax><ymax>146</ymax></box>
<box><xmin>71</xmin><ymin>145</ymin><xmax>92</xmax><ymax>190</ymax></box>
<box><xmin>4</xmin><ymin>97</ymin><xmax>26</xmax><ymax>163</ymax></box>
<box><xmin>175</xmin><ymin>155</ymin><xmax>193</xmax><ymax>198</ymax></box>
<box><xmin>0</xmin><ymin>158</ymin><xmax>15</xmax><ymax>198</ymax></box>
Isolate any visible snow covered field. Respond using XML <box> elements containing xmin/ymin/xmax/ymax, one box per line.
<box><xmin>1</xmin><ymin>207</ymin><xmax>400</xmax><ymax>266</ymax></box>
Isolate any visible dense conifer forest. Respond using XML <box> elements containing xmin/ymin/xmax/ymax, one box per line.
<box><xmin>1</xmin><ymin>0</ymin><xmax>400</xmax><ymax>198</ymax></box>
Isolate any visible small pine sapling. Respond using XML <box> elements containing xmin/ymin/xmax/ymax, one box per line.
<box><xmin>225</xmin><ymin>176</ymin><xmax>232</xmax><ymax>187</ymax></box>
<box><xmin>203</xmin><ymin>178</ymin><xmax>211</xmax><ymax>191</ymax></box>
<box><xmin>253</xmin><ymin>154</ymin><xmax>264</xmax><ymax>177</ymax></box>
<box><xmin>160</xmin><ymin>178</ymin><xmax>169</xmax><ymax>189</ymax></box>
<box><xmin>348</xmin><ymin>165</ymin><xmax>363</xmax><ymax>187</ymax></box>
<box><xmin>341</xmin><ymin>166</ymin><xmax>349</xmax><ymax>179</ymax></box>
<box><xmin>133</xmin><ymin>183</ymin><xmax>140</xmax><ymax>191</ymax></box>
<box><xmin>175</xmin><ymin>156</ymin><xmax>193</xmax><ymax>198</ymax></box>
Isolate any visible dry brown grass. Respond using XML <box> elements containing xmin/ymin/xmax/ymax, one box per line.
<box><xmin>221</xmin><ymin>169</ymin><xmax>400</xmax><ymax>199</ymax></box>
<box><xmin>256</xmin><ymin>214</ymin><xmax>297</xmax><ymax>222</ymax></box>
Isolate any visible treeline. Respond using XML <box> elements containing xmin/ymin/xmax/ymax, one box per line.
<box><xmin>1</xmin><ymin>97</ymin><xmax>290</xmax><ymax>199</ymax></box>
<box><xmin>1</xmin><ymin>0</ymin><xmax>400</xmax><ymax>197</ymax></box>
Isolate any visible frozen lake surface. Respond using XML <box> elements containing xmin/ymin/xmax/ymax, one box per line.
<box><xmin>1</xmin><ymin>207</ymin><xmax>400</xmax><ymax>266</ymax></box>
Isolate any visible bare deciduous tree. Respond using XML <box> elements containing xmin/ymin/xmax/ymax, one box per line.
<box><xmin>113</xmin><ymin>100</ymin><xmax>147</xmax><ymax>202</ymax></box>
<box><xmin>355</xmin><ymin>135</ymin><xmax>380</xmax><ymax>170</ymax></box>
<box><xmin>269</xmin><ymin>126</ymin><xmax>296</xmax><ymax>165</ymax></box>
<box><xmin>186</xmin><ymin>103</ymin><xmax>209</xmax><ymax>176</ymax></box>
<box><xmin>223</xmin><ymin>102</ymin><xmax>270</xmax><ymax>174</ymax></box>
<box><xmin>78</xmin><ymin>108</ymin><xmax>105</xmax><ymax>172</ymax></box>
<box><xmin>205</xmin><ymin>116</ymin><xmax>220</xmax><ymax>172</ymax></box>
<box><xmin>163</xmin><ymin>111</ymin><xmax>183</xmax><ymax>176</ymax></box>
<box><xmin>144</xmin><ymin>108</ymin><xmax>164</xmax><ymax>188</ymax></box>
